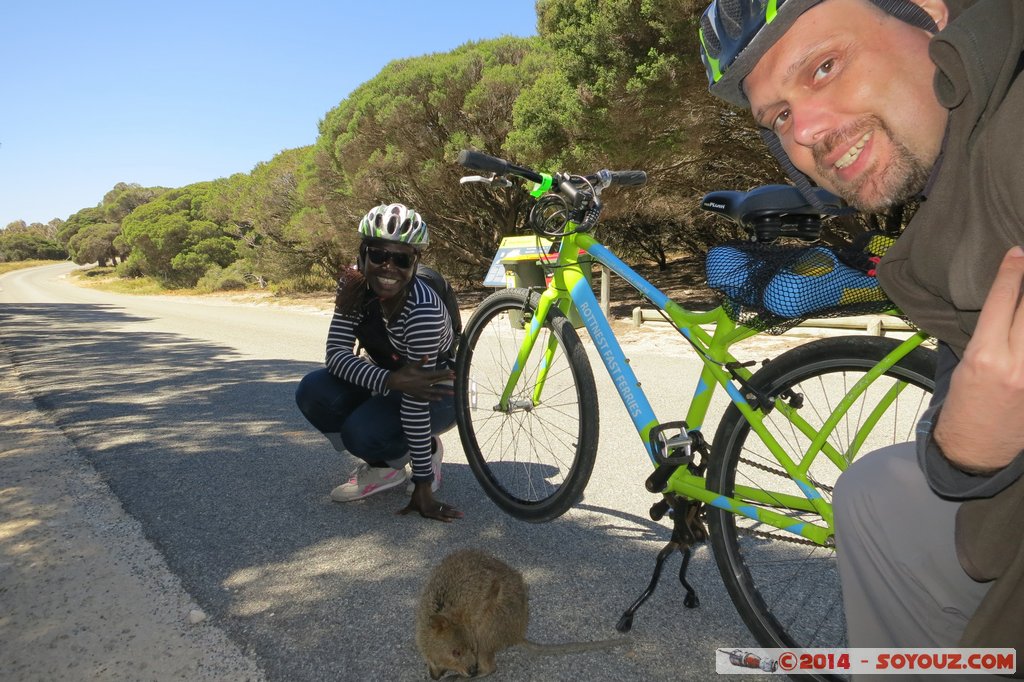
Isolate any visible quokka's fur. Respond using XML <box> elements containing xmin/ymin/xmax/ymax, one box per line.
<box><xmin>415</xmin><ymin>549</ymin><xmax>628</xmax><ymax>679</ymax></box>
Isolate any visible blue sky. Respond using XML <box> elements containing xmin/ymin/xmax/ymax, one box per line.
<box><xmin>1</xmin><ymin>1</ymin><xmax>538</xmax><ymax>227</ymax></box>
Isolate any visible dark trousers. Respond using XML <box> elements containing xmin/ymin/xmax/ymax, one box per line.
<box><xmin>295</xmin><ymin>368</ymin><xmax>456</xmax><ymax>464</ymax></box>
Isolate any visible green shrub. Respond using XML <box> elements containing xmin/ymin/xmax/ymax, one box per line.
<box><xmin>116</xmin><ymin>255</ymin><xmax>146</xmax><ymax>278</ymax></box>
<box><xmin>271</xmin><ymin>272</ymin><xmax>335</xmax><ymax>294</ymax></box>
<box><xmin>196</xmin><ymin>264</ymin><xmax>249</xmax><ymax>293</ymax></box>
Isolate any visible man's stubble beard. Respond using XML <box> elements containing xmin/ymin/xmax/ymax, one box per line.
<box><xmin>812</xmin><ymin>115</ymin><xmax>932</xmax><ymax>213</ymax></box>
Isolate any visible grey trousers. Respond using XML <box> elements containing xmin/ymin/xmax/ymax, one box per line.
<box><xmin>833</xmin><ymin>443</ymin><xmax>993</xmax><ymax>681</ymax></box>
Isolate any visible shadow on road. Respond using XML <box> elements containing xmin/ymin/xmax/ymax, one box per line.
<box><xmin>0</xmin><ymin>303</ymin><xmax>750</xmax><ymax>681</ymax></box>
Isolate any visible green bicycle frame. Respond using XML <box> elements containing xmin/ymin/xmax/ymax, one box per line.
<box><xmin>496</xmin><ymin>219</ymin><xmax>929</xmax><ymax>547</ymax></box>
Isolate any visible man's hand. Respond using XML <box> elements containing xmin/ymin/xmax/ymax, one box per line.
<box><xmin>397</xmin><ymin>481</ymin><xmax>464</xmax><ymax>522</ymax></box>
<box><xmin>386</xmin><ymin>356</ymin><xmax>455</xmax><ymax>401</ymax></box>
<box><xmin>934</xmin><ymin>246</ymin><xmax>1024</xmax><ymax>473</ymax></box>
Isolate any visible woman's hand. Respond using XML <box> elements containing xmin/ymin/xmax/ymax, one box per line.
<box><xmin>386</xmin><ymin>356</ymin><xmax>455</xmax><ymax>401</ymax></box>
<box><xmin>398</xmin><ymin>481</ymin><xmax>464</xmax><ymax>522</ymax></box>
<box><xmin>934</xmin><ymin>246</ymin><xmax>1024</xmax><ymax>473</ymax></box>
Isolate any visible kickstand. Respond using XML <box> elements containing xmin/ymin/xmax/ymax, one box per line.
<box><xmin>616</xmin><ymin>496</ymin><xmax>704</xmax><ymax>633</ymax></box>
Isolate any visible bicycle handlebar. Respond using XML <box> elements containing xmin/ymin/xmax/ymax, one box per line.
<box><xmin>599</xmin><ymin>169</ymin><xmax>648</xmax><ymax>187</ymax></box>
<box><xmin>458</xmin><ymin>149</ymin><xmax>647</xmax><ymax>236</ymax></box>
<box><xmin>457</xmin><ymin>150</ymin><xmax>545</xmax><ymax>184</ymax></box>
<box><xmin>457</xmin><ymin>149</ymin><xmax>647</xmax><ymax>189</ymax></box>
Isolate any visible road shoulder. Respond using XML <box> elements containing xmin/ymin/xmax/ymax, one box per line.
<box><xmin>0</xmin><ymin>347</ymin><xmax>265</xmax><ymax>681</ymax></box>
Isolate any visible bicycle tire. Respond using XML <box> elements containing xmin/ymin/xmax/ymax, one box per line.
<box><xmin>707</xmin><ymin>335</ymin><xmax>935</xmax><ymax>681</ymax></box>
<box><xmin>455</xmin><ymin>288</ymin><xmax>599</xmax><ymax>522</ymax></box>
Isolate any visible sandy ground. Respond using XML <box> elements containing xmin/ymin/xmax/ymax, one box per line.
<box><xmin>0</xmin><ymin>347</ymin><xmax>266</xmax><ymax>682</ymax></box>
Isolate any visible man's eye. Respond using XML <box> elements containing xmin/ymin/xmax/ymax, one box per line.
<box><xmin>813</xmin><ymin>58</ymin><xmax>835</xmax><ymax>82</ymax></box>
<box><xmin>772</xmin><ymin>109</ymin><xmax>791</xmax><ymax>132</ymax></box>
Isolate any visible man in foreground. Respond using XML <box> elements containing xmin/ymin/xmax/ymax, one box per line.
<box><xmin>698</xmin><ymin>0</ymin><xmax>1023</xmax><ymax>663</ymax></box>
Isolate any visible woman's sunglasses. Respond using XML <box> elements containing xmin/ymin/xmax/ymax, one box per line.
<box><xmin>365</xmin><ymin>246</ymin><xmax>416</xmax><ymax>269</ymax></box>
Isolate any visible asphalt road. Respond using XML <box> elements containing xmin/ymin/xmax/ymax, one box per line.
<box><xmin>0</xmin><ymin>262</ymin><xmax>780</xmax><ymax>681</ymax></box>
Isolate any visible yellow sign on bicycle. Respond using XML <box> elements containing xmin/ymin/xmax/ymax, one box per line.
<box><xmin>483</xmin><ymin>235</ymin><xmax>555</xmax><ymax>287</ymax></box>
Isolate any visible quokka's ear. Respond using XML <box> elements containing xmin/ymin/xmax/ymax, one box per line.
<box><xmin>429</xmin><ymin>614</ymin><xmax>451</xmax><ymax>632</ymax></box>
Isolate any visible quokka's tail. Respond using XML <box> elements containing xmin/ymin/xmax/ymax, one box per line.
<box><xmin>519</xmin><ymin>635</ymin><xmax>631</xmax><ymax>656</ymax></box>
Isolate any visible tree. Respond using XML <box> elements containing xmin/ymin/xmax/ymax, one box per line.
<box><xmin>57</xmin><ymin>207</ymin><xmax>106</xmax><ymax>251</ymax></box>
<box><xmin>317</xmin><ymin>36</ymin><xmax>555</xmax><ymax>282</ymax></box>
<box><xmin>102</xmin><ymin>183</ymin><xmax>164</xmax><ymax>224</ymax></box>
<box><xmin>217</xmin><ymin>147</ymin><xmax>342</xmax><ymax>285</ymax></box>
<box><xmin>0</xmin><ymin>221</ymin><xmax>66</xmax><ymax>261</ymax></box>
<box><xmin>57</xmin><ymin>184</ymin><xmax>167</xmax><ymax>265</ymax></box>
<box><xmin>118</xmin><ymin>182</ymin><xmax>238</xmax><ymax>287</ymax></box>
<box><xmin>67</xmin><ymin>222</ymin><xmax>121</xmax><ymax>266</ymax></box>
<box><xmin>528</xmin><ymin>0</ymin><xmax>784</xmax><ymax>261</ymax></box>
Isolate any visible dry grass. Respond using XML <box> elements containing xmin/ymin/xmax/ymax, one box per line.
<box><xmin>0</xmin><ymin>260</ymin><xmax>67</xmax><ymax>276</ymax></box>
<box><xmin>62</xmin><ymin>257</ymin><xmax>720</xmax><ymax>322</ymax></box>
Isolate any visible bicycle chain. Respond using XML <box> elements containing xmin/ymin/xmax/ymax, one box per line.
<box><xmin>691</xmin><ymin>499</ymin><xmax>826</xmax><ymax>548</ymax></box>
<box><xmin>729</xmin><ymin>456</ymin><xmax>836</xmax><ymax>548</ymax></box>
<box><xmin>737</xmin><ymin>525</ymin><xmax>826</xmax><ymax>548</ymax></box>
<box><xmin>738</xmin><ymin>455</ymin><xmax>835</xmax><ymax>494</ymax></box>
<box><xmin>679</xmin><ymin>452</ymin><xmax>835</xmax><ymax>549</ymax></box>
<box><xmin>688</xmin><ymin>497</ymin><xmax>823</xmax><ymax>544</ymax></box>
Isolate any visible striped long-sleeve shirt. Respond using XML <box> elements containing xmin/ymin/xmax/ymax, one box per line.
<box><xmin>324</xmin><ymin>276</ymin><xmax>454</xmax><ymax>482</ymax></box>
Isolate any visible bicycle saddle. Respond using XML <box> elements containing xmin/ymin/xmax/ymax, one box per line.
<box><xmin>701</xmin><ymin>185</ymin><xmax>845</xmax><ymax>242</ymax></box>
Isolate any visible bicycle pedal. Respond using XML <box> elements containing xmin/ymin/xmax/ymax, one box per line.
<box><xmin>649</xmin><ymin>421</ymin><xmax>691</xmax><ymax>466</ymax></box>
<box><xmin>662</xmin><ymin>451</ymin><xmax>693</xmax><ymax>466</ymax></box>
<box><xmin>660</xmin><ymin>439</ymin><xmax>694</xmax><ymax>467</ymax></box>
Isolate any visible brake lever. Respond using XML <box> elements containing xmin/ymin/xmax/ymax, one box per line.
<box><xmin>460</xmin><ymin>174</ymin><xmax>513</xmax><ymax>188</ymax></box>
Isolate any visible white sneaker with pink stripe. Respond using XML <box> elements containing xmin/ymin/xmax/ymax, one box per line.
<box><xmin>331</xmin><ymin>462</ymin><xmax>408</xmax><ymax>502</ymax></box>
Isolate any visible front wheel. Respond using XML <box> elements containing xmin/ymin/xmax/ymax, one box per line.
<box><xmin>454</xmin><ymin>289</ymin><xmax>599</xmax><ymax>522</ymax></box>
<box><xmin>708</xmin><ymin>335</ymin><xmax>935</xmax><ymax>680</ymax></box>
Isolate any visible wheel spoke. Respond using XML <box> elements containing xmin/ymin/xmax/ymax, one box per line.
<box><xmin>708</xmin><ymin>336</ymin><xmax>935</xmax><ymax>681</ymax></box>
<box><xmin>455</xmin><ymin>291</ymin><xmax>598</xmax><ymax>522</ymax></box>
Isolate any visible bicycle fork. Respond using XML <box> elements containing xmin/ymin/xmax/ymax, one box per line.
<box><xmin>616</xmin><ymin>424</ymin><xmax>709</xmax><ymax>633</ymax></box>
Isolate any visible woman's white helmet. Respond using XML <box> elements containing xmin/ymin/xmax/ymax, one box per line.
<box><xmin>358</xmin><ymin>203</ymin><xmax>429</xmax><ymax>246</ymax></box>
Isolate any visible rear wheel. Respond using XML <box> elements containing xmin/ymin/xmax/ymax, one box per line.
<box><xmin>454</xmin><ymin>289</ymin><xmax>599</xmax><ymax>522</ymax></box>
<box><xmin>708</xmin><ymin>335</ymin><xmax>935</xmax><ymax>680</ymax></box>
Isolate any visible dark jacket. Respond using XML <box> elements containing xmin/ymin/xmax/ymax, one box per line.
<box><xmin>876</xmin><ymin>0</ymin><xmax>1024</xmax><ymax>658</ymax></box>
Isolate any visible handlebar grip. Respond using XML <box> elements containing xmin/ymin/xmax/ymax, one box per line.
<box><xmin>608</xmin><ymin>170</ymin><xmax>647</xmax><ymax>187</ymax></box>
<box><xmin>458</xmin><ymin>149</ymin><xmax>510</xmax><ymax>175</ymax></box>
<box><xmin>458</xmin><ymin>149</ymin><xmax>545</xmax><ymax>184</ymax></box>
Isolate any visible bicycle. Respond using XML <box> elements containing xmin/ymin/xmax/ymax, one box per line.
<box><xmin>454</xmin><ymin>150</ymin><xmax>935</xmax><ymax>680</ymax></box>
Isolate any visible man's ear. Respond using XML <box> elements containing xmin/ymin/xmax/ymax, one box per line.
<box><xmin>912</xmin><ymin>0</ymin><xmax>950</xmax><ymax>32</ymax></box>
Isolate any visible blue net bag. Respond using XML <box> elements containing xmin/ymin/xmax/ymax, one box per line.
<box><xmin>705</xmin><ymin>234</ymin><xmax>901</xmax><ymax>334</ymax></box>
